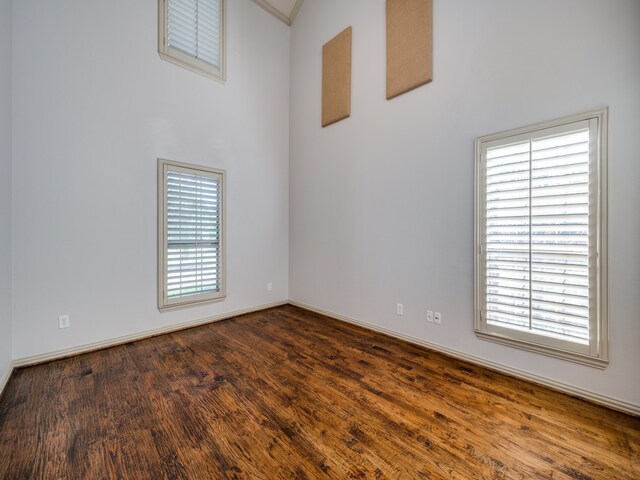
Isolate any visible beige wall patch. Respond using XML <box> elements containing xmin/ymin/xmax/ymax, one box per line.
<box><xmin>322</xmin><ymin>27</ymin><xmax>352</xmax><ymax>127</ymax></box>
<box><xmin>386</xmin><ymin>0</ymin><xmax>433</xmax><ymax>100</ymax></box>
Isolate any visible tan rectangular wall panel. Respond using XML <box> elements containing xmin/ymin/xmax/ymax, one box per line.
<box><xmin>322</xmin><ymin>27</ymin><xmax>352</xmax><ymax>127</ymax></box>
<box><xmin>386</xmin><ymin>0</ymin><xmax>433</xmax><ymax>100</ymax></box>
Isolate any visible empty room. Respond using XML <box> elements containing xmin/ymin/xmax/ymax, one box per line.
<box><xmin>0</xmin><ymin>0</ymin><xmax>639</xmax><ymax>478</ymax></box>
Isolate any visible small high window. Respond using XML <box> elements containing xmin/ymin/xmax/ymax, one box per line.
<box><xmin>474</xmin><ymin>108</ymin><xmax>608</xmax><ymax>367</ymax></box>
<box><xmin>158</xmin><ymin>159</ymin><xmax>225</xmax><ymax>310</ymax></box>
<box><xmin>158</xmin><ymin>0</ymin><xmax>225</xmax><ymax>81</ymax></box>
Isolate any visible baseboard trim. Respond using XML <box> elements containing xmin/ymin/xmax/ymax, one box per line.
<box><xmin>13</xmin><ymin>301</ymin><xmax>288</xmax><ymax>368</ymax></box>
<box><xmin>9</xmin><ymin>300</ymin><xmax>638</xmax><ymax>417</ymax></box>
<box><xmin>0</xmin><ymin>361</ymin><xmax>14</xmax><ymax>399</ymax></box>
<box><xmin>289</xmin><ymin>301</ymin><xmax>640</xmax><ymax>417</ymax></box>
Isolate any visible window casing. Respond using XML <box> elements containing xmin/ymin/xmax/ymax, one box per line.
<box><xmin>474</xmin><ymin>108</ymin><xmax>608</xmax><ymax>367</ymax></box>
<box><xmin>158</xmin><ymin>0</ymin><xmax>226</xmax><ymax>82</ymax></box>
<box><xmin>158</xmin><ymin>159</ymin><xmax>225</xmax><ymax>310</ymax></box>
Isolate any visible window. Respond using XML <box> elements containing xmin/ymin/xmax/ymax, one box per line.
<box><xmin>474</xmin><ymin>108</ymin><xmax>608</xmax><ymax>367</ymax></box>
<box><xmin>158</xmin><ymin>0</ymin><xmax>226</xmax><ymax>81</ymax></box>
<box><xmin>158</xmin><ymin>159</ymin><xmax>225</xmax><ymax>310</ymax></box>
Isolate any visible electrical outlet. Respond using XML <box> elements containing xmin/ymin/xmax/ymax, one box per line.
<box><xmin>434</xmin><ymin>312</ymin><xmax>442</xmax><ymax>325</ymax></box>
<box><xmin>396</xmin><ymin>303</ymin><xmax>404</xmax><ymax>316</ymax></box>
<box><xmin>267</xmin><ymin>282</ymin><xmax>273</xmax><ymax>291</ymax></box>
<box><xmin>427</xmin><ymin>310</ymin><xmax>434</xmax><ymax>323</ymax></box>
<box><xmin>58</xmin><ymin>315</ymin><xmax>70</xmax><ymax>329</ymax></box>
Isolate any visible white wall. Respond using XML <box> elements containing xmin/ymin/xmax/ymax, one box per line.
<box><xmin>11</xmin><ymin>0</ymin><xmax>290</xmax><ymax>359</ymax></box>
<box><xmin>0</xmin><ymin>0</ymin><xmax>13</xmax><ymax>382</ymax></box>
<box><xmin>290</xmin><ymin>0</ymin><xmax>640</xmax><ymax>408</ymax></box>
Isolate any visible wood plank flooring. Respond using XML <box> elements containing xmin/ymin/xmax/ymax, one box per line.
<box><xmin>0</xmin><ymin>305</ymin><xmax>638</xmax><ymax>479</ymax></box>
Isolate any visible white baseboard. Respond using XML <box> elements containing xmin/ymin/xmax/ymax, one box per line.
<box><xmin>289</xmin><ymin>301</ymin><xmax>640</xmax><ymax>417</ymax></box>
<box><xmin>0</xmin><ymin>361</ymin><xmax>14</xmax><ymax>399</ymax></box>
<box><xmin>13</xmin><ymin>301</ymin><xmax>288</xmax><ymax>368</ymax></box>
<box><xmin>7</xmin><ymin>299</ymin><xmax>639</xmax><ymax>417</ymax></box>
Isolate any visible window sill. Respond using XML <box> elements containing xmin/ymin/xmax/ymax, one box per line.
<box><xmin>475</xmin><ymin>329</ymin><xmax>609</xmax><ymax>369</ymax></box>
<box><xmin>158</xmin><ymin>294</ymin><xmax>226</xmax><ymax>312</ymax></box>
<box><xmin>158</xmin><ymin>51</ymin><xmax>226</xmax><ymax>84</ymax></box>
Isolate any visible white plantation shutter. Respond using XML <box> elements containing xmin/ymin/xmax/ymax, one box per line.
<box><xmin>476</xmin><ymin>109</ymin><xmax>608</xmax><ymax>366</ymax></box>
<box><xmin>530</xmin><ymin>131</ymin><xmax>591</xmax><ymax>341</ymax></box>
<box><xmin>159</xmin><ymin>0</ymin><xmax>225</xmax><ymax>80</ymax></box>
<box><xmin>159</xmin><ymin>160</ymin><xmax>225</xmax><ymax>309</ymax></box>
<box><xmin>167</xmin><ymin>0</ymin><xmax>222</xmax><ymax>68</ymax></box>
<box><xmin>485</xmin><ymin>128</ymin><xmax>591</xmax><ymax>343</ymax></box>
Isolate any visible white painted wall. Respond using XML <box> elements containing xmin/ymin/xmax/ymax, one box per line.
<box><xmin>11</xmin><ymin>0</ymin><xmax>290</xmax><ymax>359</ymax></box>
<box><xmin>289</xmin><ymin>0</ymin><xmax>640</xmax><ymax>408</ymax></box>
<box><xmin>0</xmin><ymin>0</ymin><xmax>13</xmax><ymax>382</ymax></box>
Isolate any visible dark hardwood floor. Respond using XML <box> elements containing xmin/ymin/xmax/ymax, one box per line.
<box><xmin>0</xmin><ymin>305</ymin><xmax>638</xmax><ymax>479</ymax></box>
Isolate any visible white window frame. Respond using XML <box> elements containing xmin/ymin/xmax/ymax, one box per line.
<box><xmin>474</xmin><ymin>108</ymin><xmax>609</xmax><ymax>368</ymax></box>
<box><xmin>158</xmin><ymin>0</ymin><xmax>227</xmax><ymax>82</ymax></box>
<box><xmin>158</xmin><ymin>158</ymin><xmax>226</xmax><ymax>311</ymax></box>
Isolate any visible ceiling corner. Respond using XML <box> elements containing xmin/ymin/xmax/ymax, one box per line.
<box><xmin>249</xmin><ymin>0</ymin><xmax>304</xmax><ymax>26</ymax></box>
<box><xmin>289</xmin><ymin>0</ymin><xmax>304</xmax><ymax>25</ymax></box>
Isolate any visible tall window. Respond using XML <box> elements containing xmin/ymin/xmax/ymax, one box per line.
<box><xmin>158</xmin><ymin>0</ymin><xmax>226</xmax><ymax>81</ymax></box>
<box><xmin>158</xmin><ymin>159</ymin><xmax>225</xmax><ymax>310</ymax></box>
<box><xmin>474</xmin><ymin>108</ymin><xmax>608</xmax><ymax>367</ymax></box>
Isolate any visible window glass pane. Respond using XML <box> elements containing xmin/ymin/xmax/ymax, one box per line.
<box><xmin>484</xmin><ymin>129</ymin><xmax>591</xmax><ymax>345</ymax></box>
<box><xmin>167</xmin><ymin>0</ymin><xmax>221</xmax><ymax>69</ymax></box>
<box><xmin>166</xmin><ymin>169</ymin><xmax>221</xmax><ymax>300</ymax></box>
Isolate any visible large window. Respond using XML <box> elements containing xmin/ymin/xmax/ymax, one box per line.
<box><xmin>158</xmin><ymin>0</ymin><xmax>226</xmax><ymax>81</ymax></box>
<box><xmin>474</xmin><ymin>108</ymin><xmax>608</xmax><ymax>367</ymax></box>
<box><xmin>158</xmin><ymin>159</ymin><xmax>225</xmax><ymax>310</ymax></box>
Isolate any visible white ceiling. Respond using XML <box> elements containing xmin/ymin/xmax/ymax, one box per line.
<box><xmin>249</xmin><ymin>0</ymin><xmax>304</xmax><ymax>26</ymax></box>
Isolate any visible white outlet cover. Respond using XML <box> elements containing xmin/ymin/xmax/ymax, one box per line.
<box><xmin>267</xmin><ymin>282</ymin><xmax>273</xmax><ymax>291</ymax></box>
<box><xmin>58</xmin><ymin>315</ymin><xmax>70</xmax><ymax>329</ymax></box>
<box><xmin>396</xmin><ymin>303</ymin><xmax>403</xmax><ymax>315</ymax></box>
<box><xmin>434</xmin><ymin>312</ymin><xmax>442</xmax><ymax>325</ymax></box>
<box><xmin>427</xmin><ymin>310</ymin><xmax>434</xmax><ymax>322</ymax></box>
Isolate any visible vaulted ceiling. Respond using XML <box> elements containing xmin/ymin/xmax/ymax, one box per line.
<box><xmin>250</xmin><ymin>0</ymin><xmax>304</xmax><ymax>26</ymax></box>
